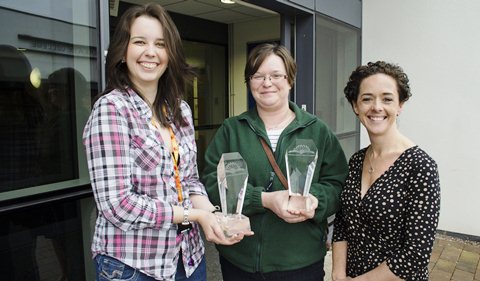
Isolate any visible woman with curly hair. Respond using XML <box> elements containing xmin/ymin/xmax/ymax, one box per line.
<box><xmin>332</xmin><ymin>61</ymin><xmax>440</xmax><ymax>281</ymax></box>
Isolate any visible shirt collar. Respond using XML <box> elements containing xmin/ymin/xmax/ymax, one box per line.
<box><xmin>126</xmin><ymin>87</ymin><xmax>153</xmax><ymax>120</ymax></box>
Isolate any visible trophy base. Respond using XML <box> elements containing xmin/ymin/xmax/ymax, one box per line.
<box><xmin>215</xmin><ymin>213</ymin><xmax>251</xmax><ymax>238</ymax></box>
<box><xmin>287</xmin><ymin>195</ymin><xmax>308</xmax><ymax>211</ymax></box>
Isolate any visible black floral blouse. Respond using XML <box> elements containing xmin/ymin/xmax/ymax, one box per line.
<box><xmin>333</xmin><ymin>146</ymin><xmax>440</xmax><ymax>281</ymax></box>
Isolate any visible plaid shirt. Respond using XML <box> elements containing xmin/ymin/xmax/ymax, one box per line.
<box><xmin>83</xmin><ymin>88</ymin><xmax>206</xmax><ymax>280</ymax></box>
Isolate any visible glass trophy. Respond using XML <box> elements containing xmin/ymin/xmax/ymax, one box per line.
<box><xmin>285</xmin><ymin>139</ymin><xmax>318</xmax><ymax>211</ymax></box>
<box><xmin>216</xmin><ymin>152</ymin><xmax>251</xmax><ymax>237</ymax></box>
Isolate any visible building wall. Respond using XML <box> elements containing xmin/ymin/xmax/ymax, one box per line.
<box><xmin>362</xmin><ymin>0</ymin><xmax>480</xmax><ymax>236</ymax></box>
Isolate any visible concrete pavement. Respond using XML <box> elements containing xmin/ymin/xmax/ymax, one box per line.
<box><xmin>205</xmin><ymin>234</ymin><xmax>480</xmax><ymax>281</ymax></box>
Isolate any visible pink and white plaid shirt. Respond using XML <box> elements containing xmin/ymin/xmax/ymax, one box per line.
<box><xmin>83</xmin><ymin>88</ymin><xmax>205</xmax><ymax>280</ymax></box>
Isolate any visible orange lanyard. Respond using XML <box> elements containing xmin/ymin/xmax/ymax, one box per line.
<box><xmin>168</xmin><ymin>126</ymin><xmax>183</xmax><ymax>202</ymax></box>
<box><xmin>150</xmin><ymin>108</ymin><xmax>183</xmax><ymax>203</ymax></box>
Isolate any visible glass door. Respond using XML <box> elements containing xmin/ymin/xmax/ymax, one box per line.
<box><xmin>183</xmin><ymin>40</ymin><xmax>227</xmax><ymax>172</ymax></box>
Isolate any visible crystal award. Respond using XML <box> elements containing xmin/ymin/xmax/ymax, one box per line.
<box><xmin>216</xmin><ymin>152</ymin><xmax>251</xmax><ymax>237</ymax></box>
<box><xmin>285</xmin><ymin>139</ymin><xmax>318</xmax><ymax>211</ymax></box>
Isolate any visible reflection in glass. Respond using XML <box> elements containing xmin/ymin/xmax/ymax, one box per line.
<box><xmin>0</xmin><ymin>45</ymin><xmax>44</xmax><ymax>191</ymax></box>
<box><xmin>315</xmin><ymin>15</ymin><xmax>360</xmax><ymax>154</ymax></box>
<box><xmin>0</xmin><ymin>3</ymin><xmax>96</xmax><ymax>193</ymax></box>
<box><xmin>0</xmin><ymin>1</ymin><xmax>98</xmax><ymax>278</ymax></box>
<box><xmin>0</xmin><ymin>200</ymin><xmax>86</xmax><ymax>281</ymax></box>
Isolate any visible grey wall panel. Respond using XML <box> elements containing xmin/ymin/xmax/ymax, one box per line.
<box><xmin>315</xmin><ymin>0</ymin><xmax>361</xmax><ymax>28</ymax></box>
<box><xmin>288</xmin><ymin>0</ymin><xmax>315</xmax><ymax>10</ymax></box>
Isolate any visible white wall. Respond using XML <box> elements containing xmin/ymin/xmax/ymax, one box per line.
<box><xmin>362</xmin><ymin>0</ymin><xmax>480</xmax><ymax>236</ymax></box>
<box><xmin>230</xmin><ymin>17</ymin><xmax>280</xmax><ymax>116</ymax></box>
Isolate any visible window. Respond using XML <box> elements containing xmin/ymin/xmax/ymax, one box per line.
<box><xmin>315</xmin><ymin>15</ymin><xmax>360</xmax><ymax>159</ymax></box>
<box><xmin>0</xmin><ymin>0</ymin><xmax>98</xmax><ymax>200</ymax></box>
<box><xmin>0</xmin><ymin>199</ymin><xmax>89</xmax><ymax>280</ymax></box>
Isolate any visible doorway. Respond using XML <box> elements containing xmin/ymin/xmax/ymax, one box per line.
<box><xmin>111</xmin><ymin>0</ymin><xmax>280</xmax><ymax>170</ymax></box>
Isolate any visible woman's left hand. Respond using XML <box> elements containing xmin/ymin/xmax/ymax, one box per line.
<box><xmin>286</xmin><ymin>194</ymin><xmax>318</xmax><ymax>221</ymax></box>
<box><xmin>197</xmin><ymin>210</ymin><xmax>253</xmax><ymax>245</ymax></box>
<box><xmin>189</xmin><ymin>195</ymin><xmax>254</xmax><ymax>244</ymax></box>
<box><xmin>263</xmin><ymin>191</ymin><xmax>318</xmax><ymax>223</ymax></box>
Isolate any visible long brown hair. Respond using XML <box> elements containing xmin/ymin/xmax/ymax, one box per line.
<box><xmin>102</xmin><ymin>3</ymin><xmax>194</xmax><ymax>126</ymax></box>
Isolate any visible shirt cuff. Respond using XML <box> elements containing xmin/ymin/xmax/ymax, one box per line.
<box><xmin>154</xmin><ymin>200</ymin><xmax>174</xmax><ymax>229</ymax></box>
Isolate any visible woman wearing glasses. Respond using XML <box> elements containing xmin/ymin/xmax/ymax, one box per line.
<box><xmin>202</xmin><ymin>43</ymin><xmax>348</xmax><ymax>280</ymax></box>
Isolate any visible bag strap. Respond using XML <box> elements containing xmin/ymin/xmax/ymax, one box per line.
<box><xmin>259</xmin><ymin>137</ymin><xmax>288</xmax><ymax>190</ymax></box>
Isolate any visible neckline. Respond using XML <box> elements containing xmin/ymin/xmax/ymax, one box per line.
<box><xmin>266</xmin><ymin>128</ymin><xmax>283</xmax><ymax>133</ymax></box>
<box><xmin>359</xmin><ymin>145</ymin><xmax>418</xmax><ymax>200</ymax></box>
<box><xmin>264</xmin><ymin>110</ymin><xmax>295</xmax><ymax>131</ymax></box>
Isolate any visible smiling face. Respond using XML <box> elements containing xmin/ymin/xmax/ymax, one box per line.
<box><xmin>249</xmin><ymin>54</ymin><xmax>292</xmax><ymax>112</ymax></box>
<box><xmin>126</xmin><ymin>15</ymin><xmax>168</xmax><ymax>94</ymax></box>
<box><xmin>353</xmin><ymin>73</ymin><xmax>404</xmax><ymax>137</ymax></box>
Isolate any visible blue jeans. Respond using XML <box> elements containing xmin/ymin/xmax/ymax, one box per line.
<box><xmin>175</xmin><ymin>254</ymin><xmax>206</xmax><ymax>281</ymax></box>
<box><xmin>94</xmin><ymin>254</ymin><xmax>206</xmax><ymax>281</ymax></box>
<box><xmin>220</xmin><ymin>256</ymin><xmax>324</xmax><ymax>281</ymax></box>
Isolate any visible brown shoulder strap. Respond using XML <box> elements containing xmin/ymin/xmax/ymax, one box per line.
<box><xmin>259</xmin><ymin>137</ymin><xmax>289</xmax><ymax>190</ymax></box>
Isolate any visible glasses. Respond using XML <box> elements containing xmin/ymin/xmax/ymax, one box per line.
<box><xmin>250</xmin><ymin>73</ymin><xmax>288</xmax><ymax>84</ymax></box>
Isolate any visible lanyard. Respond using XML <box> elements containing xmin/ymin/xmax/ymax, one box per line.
<box><xmin>168</xmin><ymin>125</ymin><xmax>183</xmax><ymax>203</ymax></box>
<box><xmin>150</xmin><ymin>112</ymin><xmax>183</xmax><ymax>203</ymax></box>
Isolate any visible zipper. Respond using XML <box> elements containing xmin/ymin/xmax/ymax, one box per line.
<box><xmin>245</xmin><ymin>115</ymin><xmax>316</xmax><ymax>271</ymax></box>
<box><xmin>254</xmin><ymin>214</ymin><xmax>266</xmax><ymax>272</ymax></box>
<box><xmin>244</xmin><ymin>119</ymin><xmax>269</xmax><ymax>272</ymax></box>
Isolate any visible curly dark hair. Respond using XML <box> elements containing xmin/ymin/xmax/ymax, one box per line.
<box><xmin>344</xmin><ymin>61</ymin><xmax>412</xmax><ymax>106</ymax></box>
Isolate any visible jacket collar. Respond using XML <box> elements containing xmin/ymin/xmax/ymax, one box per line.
<box><xmin>239</xmin><ymin>101</ymin><xmax>316</xmax><ymax>135</ymax></box>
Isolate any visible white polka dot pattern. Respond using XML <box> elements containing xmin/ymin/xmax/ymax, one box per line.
<box><xmin>333</xmin><ymin>146</ymin><xmax>440</xmax><ymax>280</ymax></box>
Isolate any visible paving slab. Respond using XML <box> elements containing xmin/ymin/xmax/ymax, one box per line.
<box><xmin>204</xmin><ymin>233</ymin><xmax>480</xmax><ymax>281</ymax></box>
<box><xmin>451</xmin><ymin>269</ymin><xmax>474</xmax><ymax>281</ymax></box>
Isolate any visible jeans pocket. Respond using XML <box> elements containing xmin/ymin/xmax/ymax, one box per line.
<box><xmin>95</xmin><ymin>255</ymin><xmax>136</xmax><ymax>281</ymax></box>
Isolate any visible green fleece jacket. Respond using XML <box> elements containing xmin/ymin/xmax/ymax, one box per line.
<box><xmin>201</xmin><ymin>102</ymin><xmax>348</xmax><ymax>273</ymax></box>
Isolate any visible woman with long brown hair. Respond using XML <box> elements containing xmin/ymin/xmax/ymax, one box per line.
<box><xmin>83</xmin><ymin>4</ymin><xmax>250</xmax><ymax>281</ymax></box>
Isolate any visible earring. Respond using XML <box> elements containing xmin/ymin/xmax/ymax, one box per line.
<box><xmin>121</xmin><ymin>58</ymin><xmax>125</xmax><ymax>63</ymax></box>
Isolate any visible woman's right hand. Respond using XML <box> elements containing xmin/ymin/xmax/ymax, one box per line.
<box><xmin>262</xmin><ymin>190</ymin><xmax>307</xmax><ymax>223</ymax></box>
<box><xmin>195</xmin><ymin>210</ymin><xmax>253</xmax><ymax>245</ymax></box>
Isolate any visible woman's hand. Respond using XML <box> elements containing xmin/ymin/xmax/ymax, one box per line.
<box><xmin>262</xmin><ymin>190</ymin><xmax>317</xmax><ymax>223</ymax></box>
<box><xmin>287</xmin><ymin>193</ymin><xmax>318</xmax><ymax>220</ymax></box>
<box><xmin>195</xmin><ymin>210</ymin><xmax>253</xmax><ymax>245</ymax></box>
<box><xmin>185</xmin><ymin>196</ymin><xmax>253</xmax><ymax>245</ymax></box>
